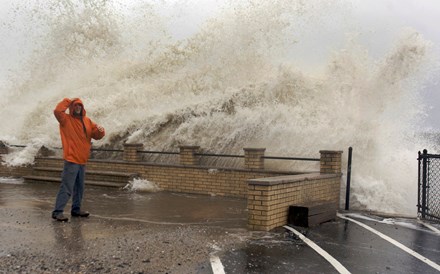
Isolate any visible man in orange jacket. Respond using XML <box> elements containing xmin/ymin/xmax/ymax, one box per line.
<box><xmin>52</xmin><ymin>98</ymin><xmax>105</xmax><ymax>222</ymax></box>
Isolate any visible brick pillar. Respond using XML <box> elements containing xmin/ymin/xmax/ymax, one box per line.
<box><xmin>0</xmin><ymin>141</ymin><xmax>8</xmax><ymax>154</ymax></box>
<box><xmin>244</xmin><ymin>148</ymin><xmax>265</xmax><ymax>170</ymax></box>
<box><xmin>320</xmin><ymin>150</ymin><xmax>343</xmax><ymax>174</ymax></box>
<box><xmin>123</xmin><ymin>143</ymin><xmax>143</xmax><ymax>162</ymax></box>
<box><xmin>179</xmin><ymin>146</ymin><xmax>200</xmax><ymax>166</ymax></box>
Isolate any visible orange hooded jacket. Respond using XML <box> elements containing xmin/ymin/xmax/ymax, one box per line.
<box><xmin>54</xmin><ymin>98</ymin><xmax>105</xmax><ymax>164</ymax></box>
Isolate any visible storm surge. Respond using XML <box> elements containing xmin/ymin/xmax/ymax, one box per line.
<box><xmin>0</xmin><ymin>0</ymin><xmax>437</xmax><ymax>215</ymax></box>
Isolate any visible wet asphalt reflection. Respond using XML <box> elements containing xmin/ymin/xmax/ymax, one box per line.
<box><xmin>219</xmin><ymin>217</ymin><xmax>440</xmax><ymax>274</ymax></box>
<box><xmin>1</xmin><ymin>180</ymin><xmax>439</xmax><ymax>273</ymax></box>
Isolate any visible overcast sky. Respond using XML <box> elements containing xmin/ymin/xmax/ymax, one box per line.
<box><xmin>1</xmin><ymin>0</ymin><xmax>439</xmax><ymax>129</ymax></box>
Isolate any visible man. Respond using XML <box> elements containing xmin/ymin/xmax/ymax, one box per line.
<box><xmin>52</xmin><ymin>98</ymin><xmax>105</xmax><ymax>222</ymax></box>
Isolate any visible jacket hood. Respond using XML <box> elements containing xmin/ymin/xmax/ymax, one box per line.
<box><xmin>69</xmin><ymin>98</ymin><xmax>86</xmax><ymax>117</ymax></box>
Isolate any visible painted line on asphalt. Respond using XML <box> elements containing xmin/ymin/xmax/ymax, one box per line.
<box><xmin>418</xmin><ymin>220</ymin><xmax>440</xmax><ymax>235</ymax></box>
<box><xmin>283</xmin><ymin>225</ymin><xmax>351</xmax><ymax>274</ymax></box>
<box><xmin>210</xmin><ymin>255</ymin><xmax>226</xmax><ymax>274</ymax></box>
<box><xmin>338</xmin><ymin>213</ymin><xmax>440</xmax><ymax>272</ymax></box>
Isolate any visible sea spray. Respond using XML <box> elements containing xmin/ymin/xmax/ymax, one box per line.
<box><xmin>123</xmin><ymin>178</ymin><xmax>161</xmax><ymax>193</ymax></box>
<box><xmin>2</xmin><ymin>141</ymin><xmax>45</xmax><ymax>166</ymax></box>
<box><xmin>0</xmin><ymin>0</ymin><xmax>438</xmax><ymax>216</ymax></box>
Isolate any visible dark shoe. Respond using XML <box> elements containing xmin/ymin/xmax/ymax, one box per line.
<box><xmin>52</xmin><ymin>213</ymin><xmax>69</xmax><ymax>222</ymax></box>
<box><xmin>71</xmin><ymin>211</ymin><xmax>90</xmax><ymax>217</ymax></box>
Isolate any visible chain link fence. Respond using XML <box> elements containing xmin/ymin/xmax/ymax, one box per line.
<box><xmin>418</xmin><ymin>150</ymin><xmax>440</xmax><ymax>222</ymax></box>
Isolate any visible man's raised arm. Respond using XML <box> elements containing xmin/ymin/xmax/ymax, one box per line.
<box><xmin>54</xmin><ymin>98</ymin><xmax>72</xmax><ymax>125</ymax></box>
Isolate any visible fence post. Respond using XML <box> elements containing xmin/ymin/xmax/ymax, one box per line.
<box><xmin>421</xmin><ymin>149</ymin><xmax>428</xmax><ymax>218</ymax></box>
<box><xmin>123</xmin><ymin>143</ymin><xmax>143</xmax><ymax>162</ymax></box>
<box><xmin>243</xmin><ymin>148</ymin><xmax>265</xmax><ymax>170</ymax></box>
<box><xmin>417</xmin><ymin>151</ymin><xmax>421</xmax><ymax>215</ymax></box>
<box><xmin>319</xmin><ymin>150</ymin><xmax>343</xmax><ymax>174</ymax></box>
<box><xmin>345</xmin><ymin>147</ymin><xmax>352</xmax><ymax>210</ymax></box>
<box><xmin>179</xmin><ymin>146</ymin><xmax>200</xmax><ymax>166</ymax></box>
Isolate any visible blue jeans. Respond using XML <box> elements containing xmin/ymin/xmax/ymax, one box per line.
<box><xmin>53</xmin><ymin>161</ymin><xmax>86</xmax><ymax>215</ymax></box>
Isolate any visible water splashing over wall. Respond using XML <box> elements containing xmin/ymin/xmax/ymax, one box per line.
<box><xmin>0</xmin><ymin>0</ymin><xmax>437</xmax><ymax>216</ymax></box>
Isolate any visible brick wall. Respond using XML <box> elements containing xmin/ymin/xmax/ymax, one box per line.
<box><xmin>320</xmin><ymin>150</ymin><xmax>343</xmax><ymax>174</ymax></box>
<box><xmin>1</xmin><ymin>145</ymin><xmax>344</xmax><ymax>231</ymax></box>
<box><xmin>244</xmin><ymin>148</ymin><xmax>265</xmax><ymax>169</ymax></box>
<box><xmin>247</xmin><ymin>173</ymin><xmax>341</xmax><ymax>231</ymax></box>
<box><xmin>247</xmin><ymin>150</ymin><xmax>343</xmax><ymax>231</ymax></box>
<box><xmin>0</xmin><ymin>160</ymin><xmax>33</xmax><ymax>178</ymax></box>
<box><xmin>179</xmin><ymin>146</ymin><xmax>200</xmax><ymax>166</ymax></box>
<box><xmin>123</xmin><ymin>143</ymin><xmax>143</xmax><ymax>162</ymax></box>
<box><xmin>33</xmin><ymin>157</ymin><xmax>300</xmax><ymax>198</ymax></box>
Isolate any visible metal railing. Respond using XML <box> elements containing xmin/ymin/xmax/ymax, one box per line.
<box><xmin>91</xmin><ymin>148</ymin><xmax>122</xmax><ymax>153</ymax></box>
<box><xmin>193</xmin><ymin>153</ymin><xmax>320</xmax><ymax>169</ymax></box>
<box><xmin>263</xmin><ymin>156</ymin><xmax>319</xmax><ymax>162</ymax></box>
<box><xmin>195</xmin><ymin>152</ymin><xmax>244</xmax><ymax>158</ymax></box>
<box><xmin>4</xmin><ymin>143</ymin><xmax>321</xmax><ymax>166</ymax></box>
<box><xmin>8</xmin><ymin>145</ymin><xmax>27</xmax><ymax>148</ymax></box>
<box><xmin>139</xmin><ymin>150</ymin><xmax>179</xmax><ymax>155</ymax></box>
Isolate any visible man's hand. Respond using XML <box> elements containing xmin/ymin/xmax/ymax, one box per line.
<box><xmin>97</xmin><ymin>125</ymin><xmax>105</xmax><ymax>132</ymax></box>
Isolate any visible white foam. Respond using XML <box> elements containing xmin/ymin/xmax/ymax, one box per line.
<box><xmin>343</xmin><ymin>213</ymin><xmax>427</xmax><ymax>232</ymax></box>
<box><xmin>0</xmin><ymin>177</ymin><xmax>25</xmax><ymax>185</ymax></box>
<box><xmin>123</xmin><ymin>178</ymin><xmax>161</xmax><ymax>192</ymax></box>
<box><xmin>1</xmin><ymin>144</ymin><xmax>41</xmax><ymax>167</ymax></box>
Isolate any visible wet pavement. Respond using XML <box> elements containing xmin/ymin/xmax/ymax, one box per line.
<box><xmin>1</xmin><ymin>178</ymin><xmax>439</xmax><ymax>273</ymax></box>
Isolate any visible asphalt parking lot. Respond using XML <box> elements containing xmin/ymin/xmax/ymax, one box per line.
<box><xmin>1</xmin><ymin>179</ymin><xmax>439</xmax><ymax>273</ymax></box>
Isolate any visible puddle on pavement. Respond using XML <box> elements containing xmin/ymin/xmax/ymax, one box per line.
<box><xmin>0</xmin><ymin>179</ymin><xmax>247</xmax><ymax>228</ymax></box>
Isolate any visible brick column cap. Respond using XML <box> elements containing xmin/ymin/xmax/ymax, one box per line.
<box><xmin>179</xmin><ymin>145</ymin><xmax>200</xmax><ymax>149</ymax></box>
<box><xmin>243</xmin><ymin>148</ymin><xmax>266</xmax><ymax>152</ymax></box>
<box><xmin>123</xmin><ymin>143</ymin><xmax>143</xmax><ymax>148</ymax></box>
<box><xmin>319</xmin><ymin>150</ymin><xmax>343</xmax><ymax>154</ymax></box>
